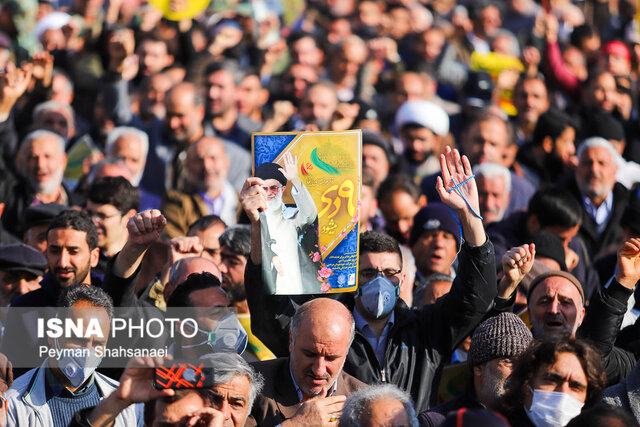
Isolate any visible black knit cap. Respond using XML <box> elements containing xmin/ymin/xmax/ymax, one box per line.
<box><xmin>468</xmin><ymin>312</ymin><xmax>533</xmax><ymax>367</ymax></box>
<box><xmin>255</xmin><ymin>162</ymin><xmax>287</xmax><ymax>186</ymax></box>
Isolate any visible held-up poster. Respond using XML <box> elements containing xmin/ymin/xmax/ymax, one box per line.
<box><xmin>252</xmin><ymin>130</ymin><xmax>362</xmax><ymax>295</ymax></box>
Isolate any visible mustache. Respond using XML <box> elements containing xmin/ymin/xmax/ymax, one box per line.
<box><xmin>304</xmin><ymin>370</ymin><xmax>330</xmax><ymax>380</ymax></box>
<box><xmin>54</xmin><ymin>267</ymin><xmax>75</xmax><ymax>274</ymax></box>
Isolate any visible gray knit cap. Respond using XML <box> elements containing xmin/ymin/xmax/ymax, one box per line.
<box><xmin>468</xmin><ymin>312</ymin><xmax>533</xmax><ymax>367</ymax></box>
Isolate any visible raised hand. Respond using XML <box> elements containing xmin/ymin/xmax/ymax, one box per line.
<box><xmin>108</xmin><ymin>28</ymin><xmax>135</xmax><ymax>73</ymax></box>
<box><xmin>0</xmin><ymin>62</ymin><xmax>33</xmax><ymax>119</ymax></box>
<box><xmin>280</xmin><ymin>151</ymin><xmax>300</xmax><ymax>185</ymax></box>
<box><xmin>127</xmin><ymin>209</ymin><xmax>166</xmax><ymax>248</ymax></box>
<box><xmin>31</xmin><ymin>52</ymin><xmax>54</xmax><ymax>87</ymax></box>
<box><xmin>168</xmin><ymin>235</ymin><xmax>203</xmax><ymax>264</ymax></box>
<box><xmin>498</xmin><ymin>243</ymin><xmax>536</xmax><ymax>298</ymax></box>
<box><xmin>186</xmin><ymin>408</ymin><xmax>225</xmax><ymax>427</ymax></box>
<box><xmin>436</xmin><ymin>146</ymin><xmax>480</xmax><ymax>215</ymax></box>
<box><xmin>239</xmin><ymin>177</ymin><xmax>268</xmax><ymax>224</ymax></box>
<box><xmin>616</xmin><ymin>238</ymin><xmax>640</xmax><ymax>289</ymax></box>
<box><xmin>114</xmin><ymin>356</ymin><xmax>175</xmax><ymax>405</ymax></box>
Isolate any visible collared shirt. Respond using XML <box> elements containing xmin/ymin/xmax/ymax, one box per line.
<box><xmin>288</xmin><ymin>364</ymin><xmax>338</xmax><ymax>402</ymax></box>
<box><xmin>582</xmin><ymin>191</ymin><xmax>613</xmax><ymax>235</ymax></box>
<box><xmin>198</xmin><ymin>189</ymin><xmax>225</xmax><ymax>217</ymax></box>
<box><xmin>353</xmin><ymin>307</ymin><xmax>394</xmax><ymax>366</ymax></box>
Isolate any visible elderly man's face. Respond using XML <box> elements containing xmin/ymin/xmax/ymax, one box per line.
<box><xmin>463</xmin><ymin>118</ymin><xmax>509</xmax><ymax>166</ymax></box>
<box><xmin>209</xmin><ymin>374</ymin><xmax>252</xmax><ymax>427</ymax></box>
<box><xmin>525</xmin><ymin>351</ymin><xmax>588</xmax><ymax>409</ymax></box>
<box><xmin>0</xmin><ymin>269</ymin><xmax>42</xmax><ymax>306</ymax></box>
<box><xmin>110</xmin><ymin>136</ymin><xmax>145</xmax><ymax>183</ymax></box>
<box><xmin>187</xmin><ymin>139</ymin><xmax>229</xmax><ymax>194</ymax></box>
<box><xmin>528</xmin><ymin>277</ymin><xmax>585</xmax><ymax>337</ymax></box>
<box><xmin>23</xmin><ymin>137</ymin><xmax>67</xmax><ymax>195</ymax></box>
<box><xmin>576</xmin><ymin>146</ymin><xmax>618</xmax><ymax>203</ymax></box>
<box><xmin>289</xmin><ymin>312</ymin><xmax>352</xmax><ymax>399</ymax></box>
<box><xmin>38</xmin><ymin>110</ymin><xmax>74</xmax><ymax>139</ymax></box>
<box><xmin>476</xmin><ymin>174</ymin><xmax>509</xmax><ymax>226</ymax></box>
<box><xmin>474</xmin><ymin>357</ymin><xmax>513</xmax><ymax>409</ymax></box>
<box><xmin>359</xmin><ymin>397</ymin><xmax>410</xmax><ymax>427</ymax></box>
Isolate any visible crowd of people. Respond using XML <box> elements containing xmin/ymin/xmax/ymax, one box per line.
<box><xmin>0</xmin><ymin>0</ymin><xmax>639</xmax><ymax>425</ymax></box>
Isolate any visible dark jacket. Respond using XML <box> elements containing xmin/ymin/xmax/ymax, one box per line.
<box><xmin>564</xmin><ymin>177</ymin><xmax>629</xmax><ymax>260</ymax></box>
<box><xmin>578</xmin><ymin>280</ymin><xmax>636</xmax><ymax>386</ymax></box>
<box><xmin>246</xmin><ymin>357</ymin><xmax>366</xmax><ymax>427</ymax></box>
<box><xmin>418</xmin><ymin>385</ymin><xmax>483</xmax><ymax>427</ymax></box>
<box><xmin>246</xmin><ymin>238</ymin><xmax>497</xmax><ymax>412</ymax></box>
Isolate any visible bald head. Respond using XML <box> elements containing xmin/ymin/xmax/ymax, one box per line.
<box><xmin>289</xmin><ymin>298</ymin><xmax>355</xmax><ymax>399</ymax></box>
<box><xmin>165</xmin><ymin>257</ymin><xmax>222</xmax><ymax>302</ymax></box>
<box><xmin>165</xmin><ymin>82</ymin><xmax>205</xmax><ymax>144</ymax></box>
<box><xmin>291</xmin><ymin>298</ymin><xmax>355</xmax><ymax>345</ymax></box>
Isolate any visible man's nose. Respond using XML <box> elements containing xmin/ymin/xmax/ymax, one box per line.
<box><xmin>219</xmin><ymin>399</ymin><xmax>232</xmax><ymax>419</ymax></box>
<box><xmin>549</xmin><ymin>298</ymin><xmax>560</xmax><ymax>314</ymax></box>
<box><xmin>57</xmin><ymin>251</ymin><xmax>70</xmax><ymax>267</ymax></box>
<box><xmin>311</xmin><ymin>357</ymin><xmax>327</xmax><ymax>376</ymax></box>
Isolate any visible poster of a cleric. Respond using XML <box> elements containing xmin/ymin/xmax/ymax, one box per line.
<box><xmin>252</xmin><ymin>130</ymin><xmax>361</xmax><ymax>295</ymax></box>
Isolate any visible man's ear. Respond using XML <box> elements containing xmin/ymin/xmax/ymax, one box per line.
<box><xmin>418</xmin><ymin>194</ymin><xmax>427</xmax><ymax>208</ymax></box>
<box><xmin>90</xmin><ymin>247</ymin><xmax>100</xmax><ymax>268</ymax></box>
<box><xmin>472</xmin><ymin>364</ymin><xmax>483</xmax><ymax>378</ymax></box>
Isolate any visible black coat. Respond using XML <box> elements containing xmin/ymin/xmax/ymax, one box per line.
<box><xmin>246</xmin><ymin>238</ymin><xmax>497</xmax><ymax>412</ymax></box>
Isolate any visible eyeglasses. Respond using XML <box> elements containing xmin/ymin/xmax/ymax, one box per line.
<box><xmin>359</xmin><ymin>268</ymin><xmax>402</xmax><ymax>285</ymax></box>
<box><xmin>262</xmin><ymin>185</ymin><xmax>282</xmax><ymax>194</ymax></box>
<box><xmin>85</xmin><ymin>210</ymin><xmax>121</xmax><ymax>222</ymax></box>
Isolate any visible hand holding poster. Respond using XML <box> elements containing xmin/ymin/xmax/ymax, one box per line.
<box><xmin>252</xmin><ymin>130</ymin><xmax>362</xmax><ymax>295</ymax></box>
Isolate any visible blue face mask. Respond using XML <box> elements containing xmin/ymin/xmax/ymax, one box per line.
<box><xmin>357</xmin><ymin>274</ymin><xmax>399</xmax><ymax>319</ymax></box>
<box><xmin>181</xmin><ymin>313</ymin><xmax>248</xmax><ymax>355</ymax></box>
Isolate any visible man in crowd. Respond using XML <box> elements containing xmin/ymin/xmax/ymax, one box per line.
<box><xmin>0</xmin><ymin>243</ymin><xmax>46</xmax><ymax>307</ymax></box>
<box><xmin>394</xmin><ymin>99</ymin><xmax>449</xmax><ymax>181</ymax></box>
<box><xmin>22</xmin><ymin>203</ymin><xmax>66</xmax><ymax>253</ymax></box>
<box><xmin>85</xmin><ymin>176</ymin><xmax>139</xmax><ymax>275</ymax></box>
<box><xmin>243</xmin><ymin>147</ymin><xmax>497</xmax><ymax>411</ymax></box>
<box><xmin>163</xmin><ymin>136</ymin><xmax>238</xmax><ymax>237</ymax></box>
<box><xmin>204</xmin><ymin>60</ymin><xmax>261</xmax><ymax>151</ymax></box>
<box><xmin>419</xmin><ymin>313</ymin><xmax>533</xmax><ymax>424</ymax></box>
<box><xmin>248</xmin><ymin>298</ymin><xmax>366</xmax><ymax>426</ymax></box>
<box><xmin>499</xmin><ymin>336</ymin><xmax>606</xmax><ymax>426</ymax></box>
<box><xmin>377</xmin><ymin>175</ymin><xmax>425</xmax><ymax>245</ymax></box>
<box><xmin>512</xmin><ymin>74</ymin><xmax>550</xmax><ymax>146</ymax></box>
<box><xmin>473</xmin><ymin>162</ymin><xmax>511</xmax><ymax>227</ymax></box>
<box><xmin>69</xmin><ymin>353</ymin><xmax>262</xmax><ymax>427</ymax></box>
<box><xmin>340</xmin><ymin>384</ymin><xmax>420</xmax><ymax>427</ymax></box>
<box><xmin>409</xmin><ymin>203</ymin><xmax>460</xmax><ymax>280</ymax></box>
<box><xmin>187</xmin><ymin>215</ymin><xmax>226</xmax><ymax>265</ymax></box>
<box><xmin>5</xmin><ymin>285</ymin><xmax>138</xmax><ymax>427</ymax></box>
<box><xmin>219</xmin><ymin>225</ymin><xmax>276</xmax><ymax>361</ymax></box>
<box><xmin>566</xmin><ymin>137</ymin><xmax>629</xmax><ymax>259</ymax></box>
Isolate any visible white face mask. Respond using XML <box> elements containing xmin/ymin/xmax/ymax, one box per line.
<box><xmin>525</xmin><ymin>387</ymin><xmax>584</xmax><ymax>427</ymax></box>
<box><xmin>54</xmin><ymin>338</ymin><xmax>102</xmax><ymax>388</ymax></box>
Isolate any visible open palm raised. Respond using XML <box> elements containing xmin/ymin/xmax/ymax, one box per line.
<box><xmin>436</xmin><ymin>146</ymin><xmax>481</xmax><ymax>216</ymax></box>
